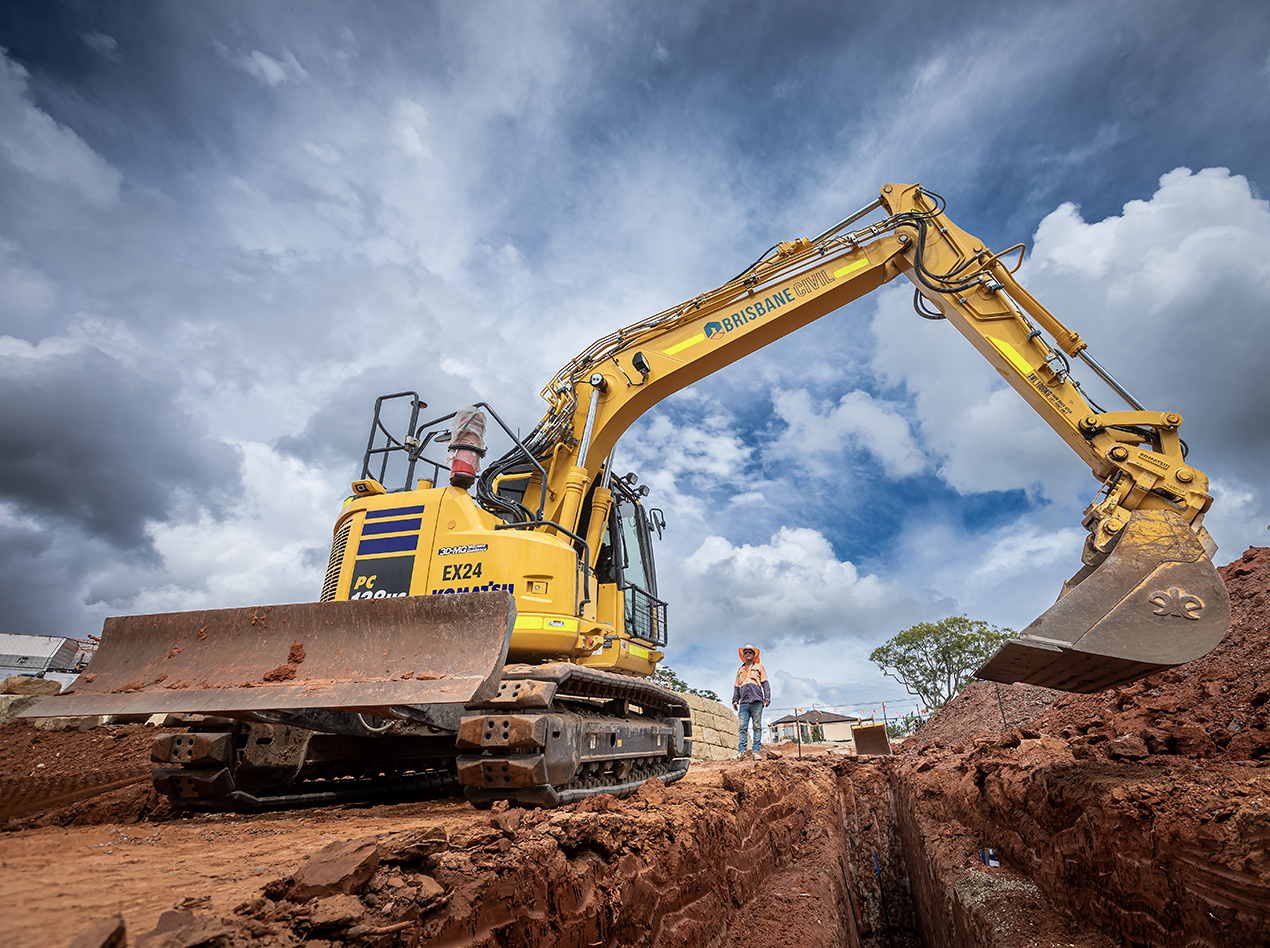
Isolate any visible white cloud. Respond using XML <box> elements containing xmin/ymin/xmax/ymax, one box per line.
<box><xmin>1020</xmin><ymin>166</ymin><xmax>1270</xmax><ymax>556</ymax></box>
<box><xmin>0</xmin><ymin>56</ymin><xmax>121</xmax><ymax>207</ymax></box>
<box><xmin>619</xmin><ymin>403</ymin><xmax>754</xmax><ymax>521</ymax></box>
<box><xmin>677</xmin><ymin>526</ymin><xmax>927</xmax><ymax>643</ymax></box>
<box><xmin>392</xmin><ymin>100</ymin><xmax>433</xmax><ymax>159</ymax></box>
<box><xmin>81</xmin><ymin>32</ymin><xmax>121</xmax><ymax>61</ymax></box>
<box><xmin>870</xmin><ymin>284</ymin><xmax>1086</xmax><ymax>502</ymax></box>
<box><xmin>768</xmin><ymin>387</ymin><xmax>925</xmax><ymax>478</ymax></box>
<box><xmin>236</xmin><ymin>48</ymin><xmax>308</xmax><ymax>86</ymax></box>
<box><xmin>122</xmin><ymin>442</ymin><xmax>338</xmax><ymax>612</ymax></box>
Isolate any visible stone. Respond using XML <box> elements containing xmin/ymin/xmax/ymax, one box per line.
<box><xmin>136</xmin><ymin>911</ymin><xmax>194</xmax><ymax>946</ymax></box>
<box><xmin>1108</xmin><ymin>736</ymin><xmax>1150</xmax><ymax>760</ymax></box>
<box><xmin>1142</xmin><ymin>727</ymin><xmax>1176</xmax><ymax>755</ymax></box>
<box><xmin>0</xmin><ymin>694</ymin><xmax>42</xmax><ymax>725</ymax></box>
<box><xmin>450</xmin><ymin>825</ymin><xmax>501</xmax><ymax>849</ymax></box>
<box><xmin>32</xmin><ymin>715</ymin><xmax>102</xmax><ymax>732</ymax></box>
<box><xmin>150</xmin><ymin>919</ymin><xmax>230</xmax><ymax>948</ymax></box>
<box><xmin>135</xmin><ymin>912</ymin><xmax>230</xmax><ymax>948</ymax></box>
<box><xmin>417</xmin><ymin>875</ymin><xmax>446</xmax><ymax>905</ymax></box>
<box><xmin>1</xmin><ymin>676</ymin><xmax>61</xmax><ymax>696</ymax></box>
<box><xmin>288</xmin><ymin>837</ymin><xmax>381</xmax><ymax>901</ymax></box>
<box><xmin>1164</xmin><ymin>725</ymin><xmax>1220</xmax><ymax>758</ymax></box>
<box><xmin>632</xmin><ymin>776</ymin><xmax>665</xmax><ymax>806</ymax></box>
<box><xmin>381</xmin><ymin>825</ymin><xmax>449</xmax><ymax>863</ymax></box>
<box><xmin>310</xmin><ymin>894</ymin><xmax>365</xmax><ymax>928</ymax></box>
<box><xmin>68</xmin><ymin>914</ymin><xmax>126</xmax><ymax>948</ymax></box>
<box><xmin>493</xmin><ymin>807</ymin><xmax>524</xmax><ymax>834</ymax></box>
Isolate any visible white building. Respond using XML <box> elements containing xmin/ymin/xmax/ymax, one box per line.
<box><xmin>0</xmin><ymin>633</ymin><xmax>91</xmax><ymax>691</ymax></box>
<box><xmin>768</xmin><ymin>709</ymin><xmax>862</xmax><ymax>744</ymax></box>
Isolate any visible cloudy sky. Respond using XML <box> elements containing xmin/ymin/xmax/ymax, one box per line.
<box><xmin>2</xmin><ymin>1</ymin><xmax>1269</xmax><ymax>719</ymax></box>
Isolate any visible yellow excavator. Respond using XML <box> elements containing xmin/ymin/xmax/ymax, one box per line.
<box><xmin>27</xmin><ymin>183</ymin><xmax>1230</xmax><ymax>810</ymax></box>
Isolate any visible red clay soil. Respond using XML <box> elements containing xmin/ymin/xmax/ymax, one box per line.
<box><xmin>0</xmin><ymin>547</ymin><xmax>1266</xmax><ymax>948</ymax></box>
<box><xmin>895</xmin><ymin>545</ymin><xmax>1270</xmax><ymax>947</ymax></box>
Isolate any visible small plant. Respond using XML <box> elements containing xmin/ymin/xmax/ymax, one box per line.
<box><xmin>886</xmin><ymin>712</ymin><xmax>925</xmax><ymax>738</ymax></box>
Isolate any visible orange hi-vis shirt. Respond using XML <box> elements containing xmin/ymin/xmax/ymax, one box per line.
<box><xmin>733</xmin><ymin>662</ymin><xmax>770</xmax><ymax>705</ymax></box>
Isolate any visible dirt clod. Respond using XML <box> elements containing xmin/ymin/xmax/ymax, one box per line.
<box><xmin>282</xmin><ymin>836</ymin><xmax>381</xmax><ymax>901</ymax></box>
<box><xmin>66</xmin><ymin>915</ymin><xmax>126</xmax><ymax>948</ymax></box>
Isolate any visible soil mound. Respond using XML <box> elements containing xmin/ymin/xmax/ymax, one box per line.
<box><xmin>894</xmin><ymin>546</ymin><xmax>1270</xmax><ymax>947</ymax></box>
<box><xmin>908</xmin><ymin>545</ymin><xmax>1270</xmax><ymax>763</ymax></box>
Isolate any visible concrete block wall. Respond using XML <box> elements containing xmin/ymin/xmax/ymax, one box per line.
<box><xmin>682</xmin><ymin>692</ymin><xmax>740</xmax><ymax>761</ymax></box>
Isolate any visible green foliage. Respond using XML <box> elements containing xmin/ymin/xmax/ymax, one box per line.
<box><xmin>869</xmin><ymin>616</ymin><xmax>1012</xmax><ymax>711</ymax></box>
<box><xmin>652</xmin><ymin>665</ymin><xmax>720</xmax><ymax>702</ymax></box>
<box><xmin>886</xmin><ymin>712</ymin><xmax>925</xmax><ymax>739</ymax></box>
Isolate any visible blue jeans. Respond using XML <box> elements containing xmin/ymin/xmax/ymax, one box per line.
<box><xmin>737</xmin><ymin>701</ymin><xmax>764</xmax><ymax>753</ymax></box>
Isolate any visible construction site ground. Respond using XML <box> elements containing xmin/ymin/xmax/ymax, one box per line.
<box><xmin>2</xmin><ymin>546</ymin><xmax>1268</xmax><ymax>948</ymax></box>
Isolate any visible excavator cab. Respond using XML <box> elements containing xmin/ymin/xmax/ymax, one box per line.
<box><xmin>605</xmin><ymin>475</ymin><xmax>668</xmax><ymax>648</ymax></box>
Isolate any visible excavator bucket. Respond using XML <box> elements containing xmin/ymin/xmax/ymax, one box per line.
<box><xmin>20</xmin><ymin>592</ymin><xmax>515</xmax><ymax>720</ymax></box>
<box><xmin>976</xmin><ymin>509</ymin><xmax>1230</xmax><ymax>693</ymax></box>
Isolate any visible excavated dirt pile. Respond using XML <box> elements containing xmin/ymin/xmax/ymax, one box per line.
<box><xmin>1</xmin><ymin>548</ymin><xmax>1267</xmax><ymax>948</ymax></box>
<box><xmin>889</xmin><ymin>544</ymin><xmax>1270</xmax><ymax>947</ymax></box>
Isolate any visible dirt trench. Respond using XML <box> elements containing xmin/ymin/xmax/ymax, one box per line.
<box><xmin>2</xmin><ymin>546</ymin><xmax>1268</xmax><ymax>948</ymax></box>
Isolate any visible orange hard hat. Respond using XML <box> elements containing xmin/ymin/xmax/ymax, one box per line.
<box><xmin>739</xmin><ymin>644</ymin><xmax>760</xmax><ymax>662</ymax></box>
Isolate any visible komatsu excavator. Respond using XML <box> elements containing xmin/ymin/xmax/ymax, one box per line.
<box><xmin>27</xmin><ymin>183</ymin><xmax>1230</xmax><ymax>810</ymax></box>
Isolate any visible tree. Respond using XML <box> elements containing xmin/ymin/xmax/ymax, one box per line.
<box><xmin>652</xmin><ymin>665</ymin><xmax>720</xmax><ymax>702</ymax></box>
<box><xmin>869</xmin><ymin>616</ymin><xmax>1012</xmax><ymax>711</ymax></box>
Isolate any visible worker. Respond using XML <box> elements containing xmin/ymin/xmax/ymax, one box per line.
<box><xmin>732</xmin><ymin>645</ymin><xmax>770</xmax><ymax>760</ymax></box>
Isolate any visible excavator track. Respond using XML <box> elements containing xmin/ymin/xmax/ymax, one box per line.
<box><xmin>456</xmin><ymin>662</ymin><xmax>693</xmax><ymax>809</ymax></box>
<box><xmin>148</xmin><ymin>717</ymin><xmax>462</xmax><ymax>812</ymax></box>
<box><xmin>143</xmin><ymin>661</ymin><xmax>694</xmax><ymax>812</ymax></box>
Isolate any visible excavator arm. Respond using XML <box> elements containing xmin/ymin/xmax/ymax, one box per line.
<box><xmin>494</xmin><ymin>182</ymin><xmax>1228</xmax><ymax>692</ymax></box>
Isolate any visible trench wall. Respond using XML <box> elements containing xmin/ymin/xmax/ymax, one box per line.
<box><xmin>892</xmin><ymin>751</ymin><xmax>1270</xmax><ymax>947</ymax></box>
<box><xmin>416</xmin><ymin>760</ymin><xmax>858</xmax><ymax>947</ymax></box>
<box><xmin>683</xmin><ymin>693</ymin><xmax>739</xmax><ymax>761</ymax></box>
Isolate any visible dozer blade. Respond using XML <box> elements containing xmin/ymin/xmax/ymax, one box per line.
<box><xmin>976</xmin><ymin>509</ymin><xmax>1230</xmax><ymax>693</ymax></box>
<box><xmin>20</xmin><ymin>592</ymin><xmax>515</xmax><ymax>719</ymax></box>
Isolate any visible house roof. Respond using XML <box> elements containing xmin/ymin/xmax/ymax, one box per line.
<box><xmin>0</xmin><ymin>633</ymin><xmax>82</xmax><ymax>674</ymax></box>
<box><xmin>769</xmin><ymin>709</ymin><xmax>861</xmax><ymax>725</ymax></box>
